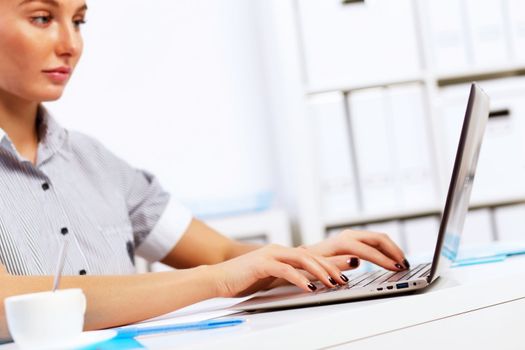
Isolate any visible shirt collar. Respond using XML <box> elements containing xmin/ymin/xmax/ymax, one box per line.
<box><xmin>0</xmin><ymin>105</ymin><xmax>68</xmax><ymax>166</ymax></box>
<box><xmin>36</xmin><ymin>105</ymin><xmax>68</xmax><ymax>166</ymax></box>
<box><xmin>0</xmin><ymin>126</ymin><xmax>5</xmax><ymax>145</ymax></box>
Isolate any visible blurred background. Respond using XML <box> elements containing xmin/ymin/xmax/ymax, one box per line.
<box><xmin>46</xmin><ymin>0</ymin><xmax>525</xmax><ymax>268</ymax></box>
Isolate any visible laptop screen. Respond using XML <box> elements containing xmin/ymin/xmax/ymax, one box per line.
<box><xmin>428</xmin><ymin>84</ymin><xmax>490</xmax><ymax>283</ymax></box>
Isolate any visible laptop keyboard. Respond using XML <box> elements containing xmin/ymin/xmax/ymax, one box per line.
<box><xmin>318</xmin><ymin>263</ymin><xmax>432</xmax><ymax>294</ymax></box>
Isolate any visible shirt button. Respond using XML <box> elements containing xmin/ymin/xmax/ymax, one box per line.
<box><xmin>61</xmin><ymin>227</ymin><xmax>69</xmax><ymax>235</ymax></box>
<box><xmin>79</xmin><ymin>269</ymin><xmax>87</xmax><ymax>275</ymax></box>
<box><xmin>42</xmin><ymin>183</ymin><xmax>50</xmax><ymax>191</ymax></box>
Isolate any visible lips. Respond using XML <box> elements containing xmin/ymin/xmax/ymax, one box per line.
<box><xmin>42</xmin><ymin>67</ymin><xmax>71</xmax><ymax>74</ymax></box>
<box><xmin>42</xmin><ymin>67</ymin><xmax>71</xmax><ymax>83</ymax></box>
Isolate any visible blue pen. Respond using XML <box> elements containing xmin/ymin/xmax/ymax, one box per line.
<box><xmin>114</xmin><ymin>318</ymin><xmax>245</xmax><ymax>339</ymax></box>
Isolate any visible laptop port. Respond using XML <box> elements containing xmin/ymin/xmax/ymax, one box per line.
<box><xmin>386</xmin><ymin>286</ymin><xmax>393</xmax><ymax>290</ymax></box>
<box><xmin>396</xmin><ymin>282</ymin><xmax>409</xmax><ymax>289</ymax></box>
<box><xmin>377</xmin><ymin>287</ymin><xmax>383</xmax><ymax>291</ymax></box>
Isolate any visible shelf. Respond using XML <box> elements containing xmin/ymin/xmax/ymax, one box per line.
<box><xmin>325</xmin><ymin>197</ymin><xmax>525</xmax><ymax>229</ymax></box>
<box><xmin>435</xmin><ymin>64</ymin><xmax>525</xmax><ymax>87</ymax></box>
<box><xmin>304</xmin><ymin>65</ymin><xmax>525</xmax><ymax>95</ymax></box>
<box><xmin>304</xmin><ymin>76</ymin><xmax>425</xmax><ymax>95</ymax></box>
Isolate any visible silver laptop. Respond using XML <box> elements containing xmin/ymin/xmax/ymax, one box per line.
<box><xmin>236</xmin><ymin>83</ymin><xmax>490</xmax><ymax>311</ymax></box>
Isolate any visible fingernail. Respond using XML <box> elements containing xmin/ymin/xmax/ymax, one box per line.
<box><xmin>395</xmin><ymin>263</ymin><xmax>403</xmax><ymax>270</ymax></box>
<box><xmin>347</xmin><ymin>257</ymin><xmax>359</xmax><ymax>268</ymax></box>
<box><xmin>328</xmin><ymin>276</ymin><xmax>337</xmax><ymax>285</ymax></box>
<box><xmin>403</xmin><ymin>259</ymin><xmax>411</xmax><ymax>269</ymax></box>
<box><xmin>340</xmin><ymin>274</ymin><xmax>349</xmax><ymax>283</ymax></box>
<box><xmin>307</xmin><ymin>283</ymin><xmax>317</xmax><ymax>291</ymax></box>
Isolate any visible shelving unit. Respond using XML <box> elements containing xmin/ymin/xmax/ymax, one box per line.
<box><xmin>258</xmin><ymin>0</ymin><xmax>525</xmax><ymax>249</ymax></box>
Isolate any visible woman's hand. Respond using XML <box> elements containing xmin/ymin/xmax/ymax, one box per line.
<box><xmin>306</xmin><ymin>229</ymin><xmax>410</xmax><ymax>272</ymax></box>
<box><xmin>208</xmin><ymin>244</ymin><xmax>350</xmax><ymax>297</ymax></box>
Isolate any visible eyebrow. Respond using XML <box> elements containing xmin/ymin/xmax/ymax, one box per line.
<box><xmin>18</xmin><ymin>0</ymin><xmax>88</xmax><ymax>12</ymax></box>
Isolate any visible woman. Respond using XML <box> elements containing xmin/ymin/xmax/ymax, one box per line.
<box><xmin>0</xmin><ymin>0</ymin><xmax>409</xmax><ymax>340</ymax></box>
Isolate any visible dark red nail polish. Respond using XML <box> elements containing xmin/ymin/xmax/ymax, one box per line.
<box><xmin>348</xmin><ymin>257</ymin><xmax>359</xmax><ymax>268</ymax></box>
<box><xmin>403</xmin><ymin>259</ymin><xmax>411</xmax><ymax>269</ymax></box>
<box><xmin>328</xmin><ymin>276</ymin><xmax>337</xmax><ymax>285</ymax></box>
<box><xmin>395</xmin><ymin>263</ymin><xmax>403</xmax><ymax>270</ymax></box>
<box><xmin>307</xmin><ymin>283</ymin><xmax>317</xmax><ymax>291</ymax></box>
<box><xmin>340</xmin><ymin>274</ymin><xmax>349</xmax><ymax>283</ymax></box>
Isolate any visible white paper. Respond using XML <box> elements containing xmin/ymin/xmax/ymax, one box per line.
<box><xmin>128</xmin><ymin>296</ymin><xmax>252</xmax><ymax>329</ymax></box>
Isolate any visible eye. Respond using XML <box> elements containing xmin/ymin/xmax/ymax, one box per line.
<box><xmin>73</xmin><ymin>18</ymin><xmax>87</xmax><ymax>28</ymax></box>
<box><xmin>31</xmin><ymin>15</ymin><xmax>53</xmax><ymax>26</ymax></box>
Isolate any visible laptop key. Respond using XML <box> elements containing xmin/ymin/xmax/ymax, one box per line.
<box><xmin>371</xmin><ymin>271</ymin><xmax>396</xmax><ymax>285</ymax></box>
<box><xmin>351</xmin><ymin>270</ymin><xmax>387</xmax><ymax>288</ymax></box>
<box><xmin>345</xmin><ymin>271</ymin><xmax>369</xmax><ymax>285</ymax></box>
<box><xmin>342</xmin><ymin>271</ymin><xmax>376</xmax><ymax>289</ymax></box>
<box><xmin>416</xmin><ymin>266</ymin><xmax>432</xmax><ymax>279</ymax></box>
<box><xmin>384</xmin><ymin>270</ymin><xmax>411</xmax><ymax>283</ymax></box>
<box><xmin>402</xmin><ymin>264</ymin><xmax>428</xmax><ymax>281</ymax></box>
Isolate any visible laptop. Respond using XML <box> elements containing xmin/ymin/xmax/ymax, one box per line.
<box><xmin>236</xmin><ymin>83</ymin><xmax>490</xmax><ymax>311</ymax></box>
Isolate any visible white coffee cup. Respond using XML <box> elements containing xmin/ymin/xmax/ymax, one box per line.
<box><xmin>5</xmin><ymin>288</ymin><xmax>87</xmax><ymax>350</ymax></box>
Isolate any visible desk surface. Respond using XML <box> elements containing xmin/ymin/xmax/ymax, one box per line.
<box><xmin>137</xmin><ymin>255</ymin><xmax>525</xmax><ymax>350</ymax></box>
<box><xmin>2</xmin><ymin>256</ymin><xmax>524</xmax><ymax>350</ymax></box>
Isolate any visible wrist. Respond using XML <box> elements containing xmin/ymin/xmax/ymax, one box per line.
<box><xmin>225</xmin><ymin>241</ymin><xmax>261</xmax><ymax>261</ymax></box>
<box><xmin>193</xmin><ymin>265</ymin><xmax>223</xmax><ymax>299</ymax></box>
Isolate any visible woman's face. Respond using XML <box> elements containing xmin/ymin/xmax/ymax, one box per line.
<box><xmin>0</xmin><ymin>0</ymin><xmax>87</xmax><ymax>103</ymax></box>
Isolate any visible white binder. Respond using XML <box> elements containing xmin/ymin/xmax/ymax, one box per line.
<box><xmin>438</xmin><ymin>78</ymin><xmax>525</xmax><ymax>203</ymax></box>
<box><xmin>459</xmin><ymin>209</ymin><xmax>495</xmax><ymax>249</ymax></box>
<box><xmin>421</xmin><ymin>0</ymin><xmax>470</xmax><ymax>73</ymax></box>
<box><xmin>402</xmin><ymin>216</ymin><xmax>440</xmax><ymax>257</ymax></box>
<box><xmin>308</xmin><ymin>93</ymin><xmax>359</xmax><ymax>224</ymax></box>
<box><xmin>387</xmin><ymin>84</ymin><xmax>438</xmax><ymax>211</ymax></box>
<box><xmin>348</xmin><ymin>88</ymin><xmax>398</xmax><ymax>214</ymax></box>
<box><xmin>494</xmin><ymin>204</ymin><xmax>525</xmax><ymax>242</ymax></box>
<box><xmin>296</xmin><ymin>0</ymin><xmax>420</xmax><ymax>91</ymax></box>
<box><xmin>464</xmin><ymin>0</ymin><xmax>509</xmax><ymax>67</ymax></box>
<box><xmin>507</xmin><ymin>0</ymin><xmax>525</xmax><ymax>61</ymax></box>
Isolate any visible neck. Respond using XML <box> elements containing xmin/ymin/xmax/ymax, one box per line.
<box><xmin>0</xmin><ymin>89</ymin><xmax>40</xmax><ymax>163</ymax></box>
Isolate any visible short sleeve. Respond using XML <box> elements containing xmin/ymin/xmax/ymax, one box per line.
<box><xmin>124</xmin><ymin>169</ymin><xmax>193</xmax><ymax>263</ymax></box>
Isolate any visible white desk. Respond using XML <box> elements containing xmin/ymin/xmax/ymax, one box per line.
<box><xmin>2</xmin><ymin>256</ymin><xmax>524</xmax><ymax>349</ymax></box>
<box><xmin>138</xmin><ymin>255</ymin><xmax>525</xmax><ymax>350</ymax></box>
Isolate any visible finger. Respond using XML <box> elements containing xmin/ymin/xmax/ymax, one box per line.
<box><xmin>263</xmin><ymin>260</ymin><xmax>317</xmax><ymax>293</ymax></box>
<box><xmin>274</xmin><ymin>248</ymin><xmax>340</xmax><ymax>288</ymax></box>
<box><xmin>309</xmin><ymin>255</ymin><xmax>348</xmax><ymax>285</ymax></box>
<box><xmin>326</xmin><ymin>255</ymin><xmax>361</xmax><ymax>271</ymax></box>
<box><xmin>353</xmin><ymin>231</ymin><xmax>407</xmax><ymax>267</ymax></box>
<box><xmin>346</xmin><ymin>240</ymin><xmax>404</xmax><ymax>271</ymax></box>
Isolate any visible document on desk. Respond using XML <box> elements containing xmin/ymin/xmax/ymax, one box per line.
<box><xmin>126</xmin><ymin>296</ymin><xmax>252</xmax><ymax>329</ymax></box>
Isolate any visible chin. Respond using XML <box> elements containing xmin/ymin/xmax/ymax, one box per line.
<box><xmin>41</xmin><ymin>94</ymin><xmax>64</xmax><ymax>102</ymax></box>
<box><xmin>38</xmin><ymin>88</ymin><xmax>66</xmax><ymax>102</ymax></box>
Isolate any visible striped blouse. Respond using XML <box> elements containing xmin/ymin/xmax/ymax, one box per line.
<box><xmin>0</xmin><ymin>107</ymin><xmax>192</xmax><ymax>276</ymax></box>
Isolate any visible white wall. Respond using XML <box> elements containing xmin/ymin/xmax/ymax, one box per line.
<box><xmin>46</xmin><ymin>0</ymin><xmax>276</xmax><ymax>216</ymax></box>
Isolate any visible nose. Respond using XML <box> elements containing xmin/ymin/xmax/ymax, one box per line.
<box><xmin>55</xmin><ymin>22</ymin><xmax>81</xmax><ymax>60</ymax></box>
